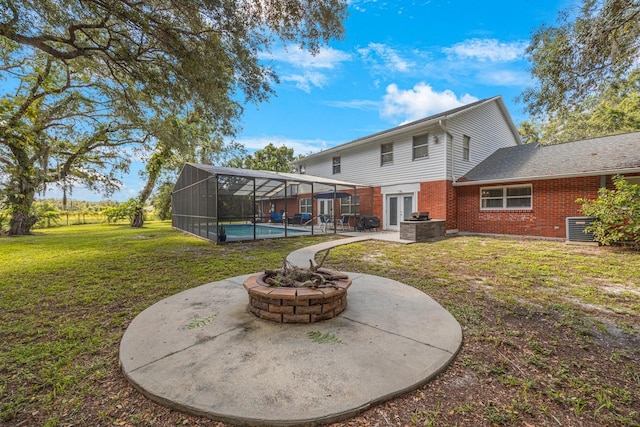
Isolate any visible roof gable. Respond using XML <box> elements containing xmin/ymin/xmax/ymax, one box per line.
<box><xmin>458</xmin><ymin>132</ymin><xmax>640</xmax><ymax>185</ymax></box>
<box><xmin>297</xmin><ymin>95</ymin><xmax>520</xmax><ymax>162</ymax></box>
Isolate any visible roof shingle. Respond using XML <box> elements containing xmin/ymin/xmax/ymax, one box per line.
<box><xmin>459</xmin><ymin>132</ymin><xmax>640</xmax><ymax>184</ymax></box>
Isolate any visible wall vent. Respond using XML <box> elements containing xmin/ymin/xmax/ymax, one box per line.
<box><xmin>566</xmin><ymin>217</ymin><xmax>595</xmax><ymax>242</ymax></box>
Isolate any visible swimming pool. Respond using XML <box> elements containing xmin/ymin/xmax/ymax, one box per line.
<box><xmin>220</xmin><ymin>224</ymin><xmax>310</xmax><ymax>240</ymax></box>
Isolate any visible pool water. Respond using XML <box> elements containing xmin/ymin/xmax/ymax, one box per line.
<box><xmin>221</xmin><ymin>224</ymin><xmax>309</xmax><ymax>238</ymax></box>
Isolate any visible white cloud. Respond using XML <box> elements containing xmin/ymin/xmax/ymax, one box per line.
<box><xmin>262</xmin><ymin>45</ymin><xmax>352</xmax><ymax>69</ymax></box>
<box><xmin>260</xmin><ymin>44</ymin><xmax>351</xmax><ymax>92</ymax></box>
<box><xmin>233</xmin><ymin>136</ymin><xmax>334</xmax><ymax>157</ymax></box>
<box><xmin>322</xmin><ymin>99</ymin><xmax>379</xmax><ymax>110</ymax></box>
<box><xmin>358</xmin><ymin>42</ymin><xmax>415</xmax><ymax>73</ymax></box>
<box><xmin>479</xmin><ymin>69</ymin><xmax>532</xmax><ymax>87</ymax></box>
<box><xmin>443</xmin><ymin>38</ymin><xmax>528</xmax><ymax>62</ymax></box>
<box><xmin>281</xmin><ymin>71</ymin><xmax>328</xmax><ymax>92</ymax></box>
<box><xmin>381</xmin><ymin>82</ymin><xmax>478</xmax><ymax>124</ymax></box>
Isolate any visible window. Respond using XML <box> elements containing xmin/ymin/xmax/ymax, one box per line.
<box><xmin>299</xmin><ymin>164</ymin><xmax>306</xmax><ymax>174</ymax></box>
<box><xmin>332</xmin><ymin>156</ymin><xmax>341</xmax><ymax>174</ymax></box>
<box><xmin>340</xmin><ymin>195</ymin><xmax>360</xmax><ymax>215</ymax></box>
<box><xmin>412</xmin><ymin>134</ymin><xmax>429</xmax><ymax>160</ymax></box>
<box><xmin>299</xmin><ymin>197</ymin><xmax>312</xmax><ymax>214</ymax></box>
<box><xmin>462</xmin><ymin>135</ymin><xmax>470</xmax><ymax>161</ymax></box>
<box><xmin>625</xmin><ymin>176</ymin><xmax>640</xmax><ymax>185</ymax></box>
<box><xmin>481</xmin><ymin>185</ymin><xmax>532</xmax><ymax>209</ymax></box>
<box><xmin>381</xmin><ymin>143</ymin><xmax>393</xmax><ymax>166</ymax></box>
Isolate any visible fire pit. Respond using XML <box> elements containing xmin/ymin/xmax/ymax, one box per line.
<box><xmin>243</xmin><ymin>264</ymin><xmax>351</xmax><ymax>324</ymax></box>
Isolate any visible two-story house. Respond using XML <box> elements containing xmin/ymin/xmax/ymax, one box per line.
<box><xmin>293</xmin><ymin>96</ymin><xmax>640</xmax><ymax>240</ymax></box>
<box><xmin>172</xmin><ymin>96</ymin><xmax>640</xmax><ymax>242</ymax></box>
<box><xmin>294</xmin><ymin>96</ymin><xmax>521</xmax><ymax>232</ymax></box>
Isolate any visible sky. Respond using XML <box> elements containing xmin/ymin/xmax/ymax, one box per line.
<box><xmin>46</xmin><ymin>0</ymin><xmax>574</xmax><ymax>202</ymax></box>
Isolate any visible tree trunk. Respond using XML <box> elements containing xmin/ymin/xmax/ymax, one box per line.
<box><xmin>130</xmin><ymin>146</ymin><xmax>170</xmax><ymax>228</ymax></box>
<box><xmin>131</xmin><ymin>207</ymin><xmax>144</xmax><ymax>228</ymax></box>
<box><xmin>8</xmin><ymin>190</ymin><xmax>37</xmax><ymax>236</ymax></box>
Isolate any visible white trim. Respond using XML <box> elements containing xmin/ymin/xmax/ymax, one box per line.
<box><xmin>480</xmin><ymin>184</ymin><xmax>532</xmax><ymax>210</ymax></box>
<box><xmin>384</xmin><ymin>192</ymin><xmax>416</xmax><ymax>230</ymax></box>
<box><xmin>380</xmin><ymin>182</ymin><xmax>421</xmax><ymax>194</ymax></box>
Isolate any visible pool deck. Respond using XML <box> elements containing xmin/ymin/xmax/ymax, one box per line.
<box><xmin>120</xmin><ymin>231</ymin><xmax>462</xmax><ymax>426</ymax></box>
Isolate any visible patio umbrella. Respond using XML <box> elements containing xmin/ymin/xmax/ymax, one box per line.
<box><xmin>312</xmin><ymin>191</ymin><xmax>352</xmax><ymax>199</ymax></box>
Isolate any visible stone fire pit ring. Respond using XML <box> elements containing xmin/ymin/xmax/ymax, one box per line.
<box><xmin>243</xmin><ymin>269</ymin><xmax>351</xmax><ymax>323</ymax></box>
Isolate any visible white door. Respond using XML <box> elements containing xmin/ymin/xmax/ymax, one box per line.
<box><xmin>317</xmin><ymin>199</ymin><xmax>333</xmax><ymax>221</ymax></box>
<box><xmin>386</xmin><ymin>194</ymin><xmax>413</xmax><ymax>230</ymax></box>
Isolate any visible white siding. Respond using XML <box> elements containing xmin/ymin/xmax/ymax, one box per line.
<box><xmin>445</xmin><ymin>101</ymin><xmax>519</xmax><ymax>180</ymax></box>
<box><xmin>304</xmin><ymin>125</ymin><xmax>447</xmax><ymax>186</ymax></box>
<box><xmin>301</xmin><ymin>98</ymin><xmax>519</xmax><ymax>186</ymax></box>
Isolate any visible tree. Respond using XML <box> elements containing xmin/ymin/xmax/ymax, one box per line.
<box><xmin>129</xmin><ymin>113</ymin><xmax>222</xmax><ymax>227</ymax></box>
<box><xmin>518</xmin><ymin>121</ymin><xmax>542</xmax><ymax>145</ymax></box>
<box><xmin>538</xmin><ymin>71</ymin><xmax>640</xmax><ymax>143</ymax></box>
<box><xmin>33</xmin><ymin>201</ymin><xmax>61</xmax><ymax>228</ymax></box>
<box><xmin>1</xmin><ymin>0</ymin><xmax>347</xmax><ymax>235</ymax></box>
<box><xmin>578</xmin><ymin>176</ymin><xmax>640</xmax><ymax>248</ymax></box>
<box><xmin>0</xmin><ymin>51</ymin><xmax>133</xmax><ymax>235</ymax></box>
<box><xmin>103</xmin><ymin>200</ymin><xmax>137</xmax><ymax>224</ymax></box>
<box><xmin>521</xmin><ymin>0</ymin><xmax>640</xmax><ymax>120</ymax></box>
<box><xmin>151</xmin><ymin>181</ymin><xmax>173</xmax><ymax>221</ymax></box>
<box><xmin>228</xmin><ymin>143</ymin><xmax>298</xmax><ymax>172</ymax></box>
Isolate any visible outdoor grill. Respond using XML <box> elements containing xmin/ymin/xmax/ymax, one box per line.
<box><xmin>409</xmin><ymin>211</ymin><xmax>431</xmax><ymax>221</ymax></box>
<box><xmin>356</xmin><ymin>215</ymin><xmax>380</xmax><ymax>231</ymax></box>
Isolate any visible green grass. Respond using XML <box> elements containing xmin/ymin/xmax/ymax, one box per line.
<box><xmin>0</xmin><ymin>222</ymin><xmax>337</xmax><ymax>425</ymax></box>
<box><xmin>2</xmin><ymin>225</ymin><xmax>639</xmax><ymax>426</ymax></box>
<box><xmin>325</xmin><ymin>237</ymin><xmax>640</xmax><ymax>427</ymax></box>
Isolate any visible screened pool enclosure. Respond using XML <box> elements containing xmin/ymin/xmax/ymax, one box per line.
<box><xmin>172</xmin><ymin>164</ymin><xmax>371</xmax><ymax>242</ymax></box>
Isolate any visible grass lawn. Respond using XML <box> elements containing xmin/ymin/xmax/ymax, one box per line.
<box><xmin>1</xmin><ymin>222</ymin><xmax>639</xmax><ymax>426</ymax></box>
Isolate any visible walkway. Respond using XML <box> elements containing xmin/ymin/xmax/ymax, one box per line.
<box><xmin>120</xmin><ymin>233</ymin><xmax>462</xmax><ymax>426</ymax></box>
<box><xmin>286</xmin><ymin>231</ymin><xmax>412</xmax><ymax>267</ymax></box>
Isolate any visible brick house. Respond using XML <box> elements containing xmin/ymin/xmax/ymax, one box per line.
<box><xmin>294</xmin><ymin>98</ymin><xmax>640</xmax><ymax>239</ymax></box>
<box><xmin>293</xmin><ymin>96</ymin><xmax>522</xmax><ymax>232</ymax></box>
<box><xmin>456</xmin><ymin>132</ymin><xmax>640</xmax><ymax>239</ymax></box>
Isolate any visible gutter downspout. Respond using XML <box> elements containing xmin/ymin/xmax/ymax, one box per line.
<box><xmin>438</xmin><ymin>118</ymin><xmax>454</xmax><ymax>182</ymax></box>
<box><xmin>438</xmin><ymin>118</ymin><xmax>459</xmax><ymax>233</ymax></box>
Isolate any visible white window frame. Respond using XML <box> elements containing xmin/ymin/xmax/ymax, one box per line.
<box><xmin>462</xmin><ymin>135</ymin><xmax>470</xmax><ymax>161</ymax></box>
<box><xmin>339</xmin><ymin>195</ymin><xmax>360</xmax><ymax>215</ymax></box>
<box><xmin>480</xmin><ymin>184</ymin><xmax>532</xmax><ymax>210</ymax></box>
<box><xmin>332</xmin><ymin>156</ymin><xmax>341</xmax><ymax>174</ymax></box>
<box><xmin>381</xmin><ymin>143</ymin><xmax>393</xmax><ymax>166</ymax></box>
<box><xmin>299</xmin><ymin>197</ymin><xmax>312</xmax><ymax>214</ymax></box>
<box><xmin>412</xmin><ymin>134</ymin><xmax>429</xmax><ymax>160</ymax></box>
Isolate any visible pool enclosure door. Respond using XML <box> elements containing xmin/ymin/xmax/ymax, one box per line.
<box><xmin>386</xmin><ymin>194</ymin><xmax>413</xmax><ymax>230</ymax></box>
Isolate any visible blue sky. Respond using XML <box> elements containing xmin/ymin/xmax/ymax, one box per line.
<box><xmin>48</xmin><ymin>0</ymin><xmax>573</xmax><ymax>202</ymax></box>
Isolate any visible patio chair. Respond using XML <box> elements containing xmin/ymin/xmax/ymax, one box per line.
<box><xmin>335</xmin><ymin>215</ymin><xmax>351</xmax><ymax>231</ymax></box>
<box><xmin>270</xmin><ymin>212</ymin><xmax>283</xmax><ymax>223</ymax></box>
<box><xmin>318</xmin><ymin>215</ymin><xmax>333</xmax><ymax>233</ymax></box>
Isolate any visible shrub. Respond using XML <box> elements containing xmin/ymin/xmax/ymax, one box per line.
<box><xmin>578</xmin><ymin>176</ymin><xmax>640</xmax><ymax>248</ymax></box>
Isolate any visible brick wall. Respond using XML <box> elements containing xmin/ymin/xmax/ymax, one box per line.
<box><xmin>456</xmin><ymin>176</ymin><xmax>611</xmax><ymax>238</ymax></box>
<box><xmin>286</xmin><ymin>188</ymin><xmax>378</xmax><ymax>218</ymax></box>
<box><xmin>417</xmin><ymin>180</ymin><xmax>457</xmax><ymax>230</ymax></box>
<box><xmin>364</xmin><ymin>181</ymin><xmax>458</xmax><ymax>231</ymax></box>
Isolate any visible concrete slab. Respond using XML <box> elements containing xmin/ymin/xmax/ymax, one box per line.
<box><xmin>120</xmin><ymin>273</ymin><xmax>462</xmax><ymax>426</ymax></box>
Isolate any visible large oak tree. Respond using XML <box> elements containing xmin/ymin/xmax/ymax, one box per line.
<box><xmin>521</xmin><ymin>0</ymin><xmax>639</xmax><ymax>121</ymax></box>
<box><xmin>0</xmin><ymin>0</ymin><xmax>347</xmax><ymax>235</ymax></box>
<box><xmin>520</xmin><ymin>0</ymin><xmax>640</xmax><ymax>144</ymax></box>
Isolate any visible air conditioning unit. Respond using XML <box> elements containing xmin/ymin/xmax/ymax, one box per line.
<box><xmin>566</xmin><ymin>217</ymin><xmax>595</xmax><ymax>242</ymax></box>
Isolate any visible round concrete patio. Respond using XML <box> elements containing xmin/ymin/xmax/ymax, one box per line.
<box><xmin>119</xmin><ymin>271</ymin><xmax>462</xmax><ymax>426</ymax></box>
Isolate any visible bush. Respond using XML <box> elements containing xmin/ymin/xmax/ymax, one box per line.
<box><xmin>578</xmin><ymin>176</ymin><xmax>640</xmax><ymax>248</ymax></box>
<box><xmin>103</xmin><ymin>199</ymin><xmax>138</xmax><ymax>224</ymax></box>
